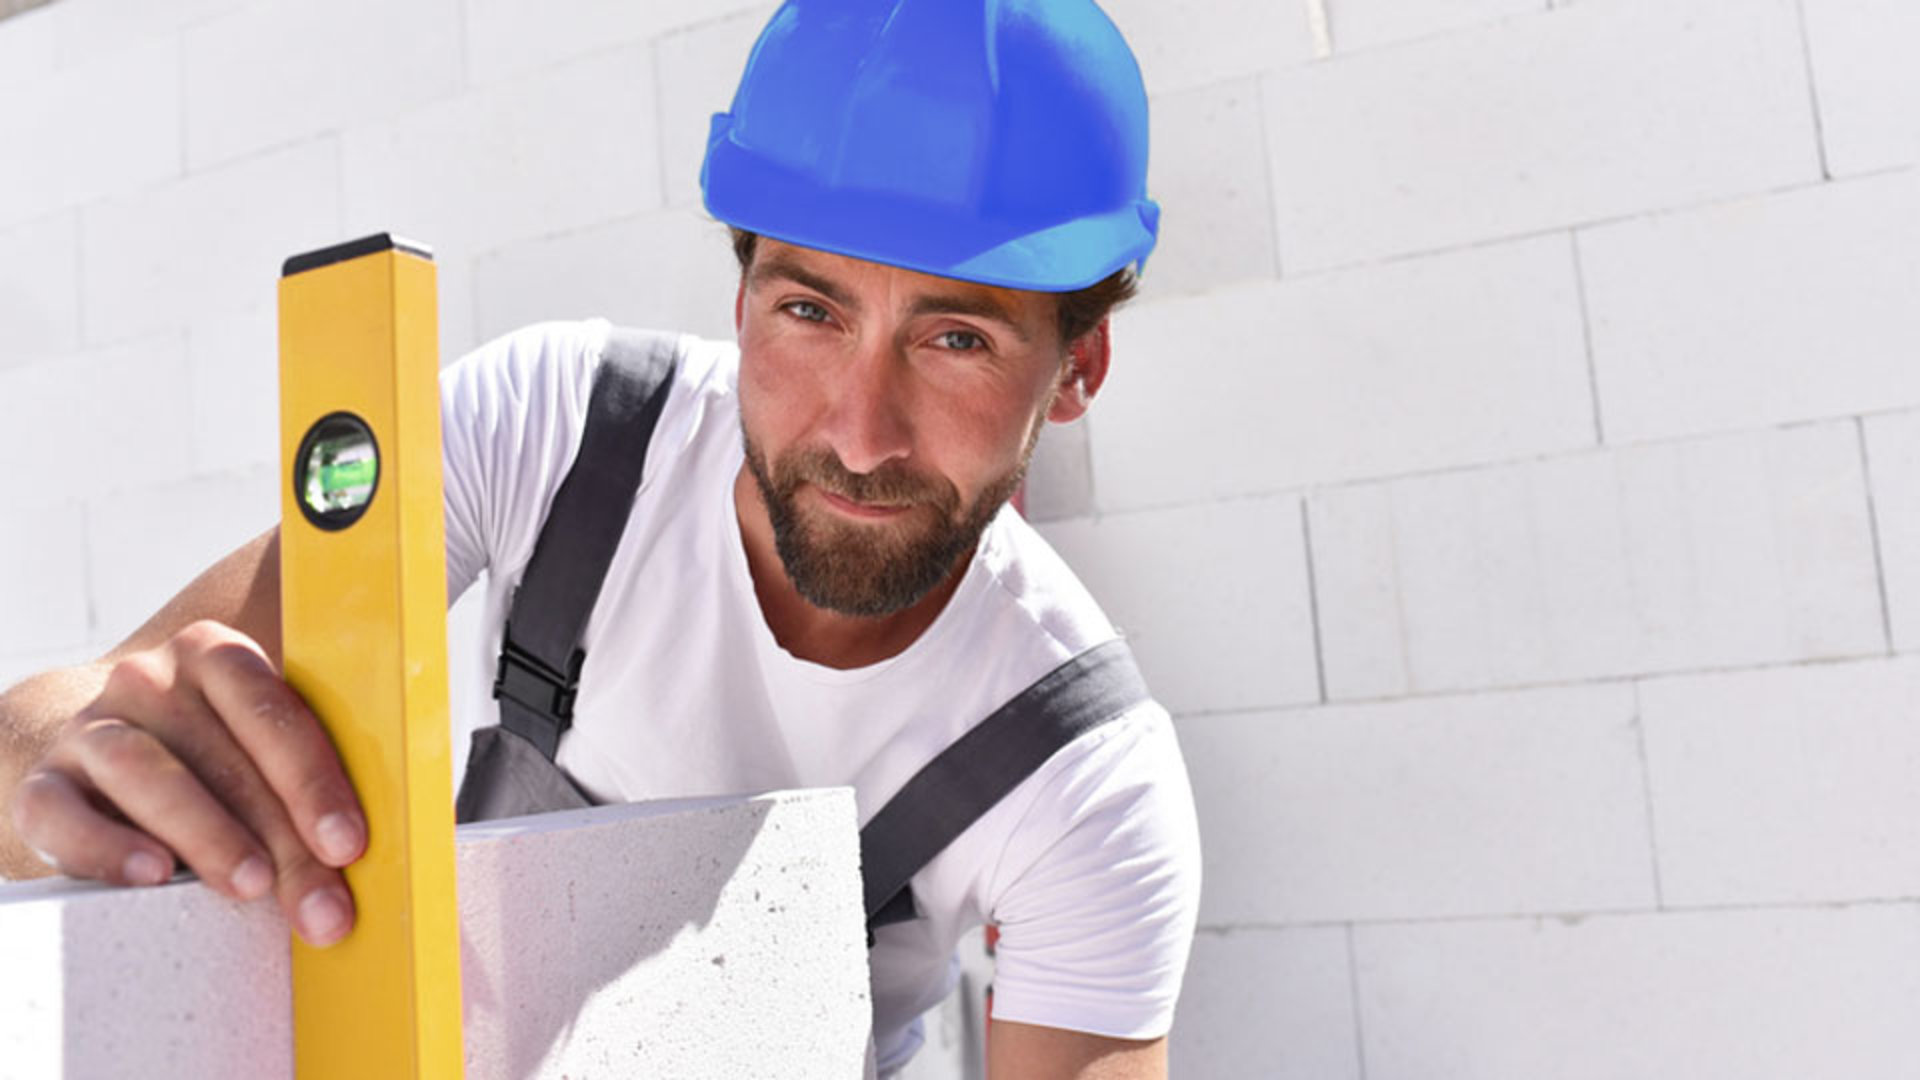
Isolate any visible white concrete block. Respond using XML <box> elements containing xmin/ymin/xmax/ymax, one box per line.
<box><xmin>85</xmin><ymin>468</ymin><xmax>277</xmax><ymax>647</ymax></box>
<box><xmin>470</xmin><ymin>207</ymin><xmax>739</xmax><ymax>347</ymax></box>
<box><xmin>1021</xmin><ymin>416</ymin><xmax>1092</xmax><ymax>524</ymax></box>
<box><xmin>0</xmin><ymin>35</ymin><xmax>179</xmax><ymax>230</ymax></box>
<box><xmin>1138</xmin><ymin>76</ymin><xmax>1279</xmax><ymax>300</ymax></box>
<box><xmin>0</xmin><ymin>212</ymin><xmax>79</xmax><ymax>366</ymax></box>
<box><xmin>1329</xmin><ymin>0</ymin><xmax>1544</xmax><ymax>53</ymax></box>
<box><xmin>1581</xmin><ymin>171</ymin><xmax>1920</xmax><ymax>444</ymax></box>
<box><xmin>1866</xmin><ymin>410</ymin><xmax>1920</xmax><ymax>654</ymax></box>
<box><xmin>465</xmin><ymin>0</ymin><xmax>772</xmax><ymax>88</ymax></box>
<box><xmin>1263</xmin><ymin>0</ymin><xmax>1821</xmax><ymax>270</ymax></box>
<box><xmin>0</xmin><ymin>2</ymin><xmax>56</xmax><ymax>89</ymax></box>
<box><xmin>48</xmin><ymin>0</ymin><xmax>254</xmax><ymax>69</ymax></box>
<box><xmin>0</xmin><ymin>789</ymin><xmax>869</xmax><ymax>1079</ymax></box>
<box><xmin>1802</xmin><ymin>0</ymin><xmax>1919</xmax><ymax>175</ymax></box>
<box><xmin>0</xmin><ymin>500</ymin><xmax>89</xmax><ymax>656</ymax></box>
<box><xmin>1313</xmin><ymin>422</ymin><xmax>1884</xmax><ymax>697</ymax></box>
<box><xmin>1169</xmin><ymin>928</ymin><xmax>1360</xmax><ymax>1080</ymax></box>
<box><xmin>1178</xmin><ymin>684</ymin><xmax>1653</xmax><ymax>925</ymax></box>
<box><xmin>186</xmin><ymin>306</ymin><xmax>277</xmax><ymax>474</ymax></box>
<box><xmin>1100</xmin><ymin>0</ymin><xmax>1315</xmax><ymax>96</ymax></box>
<box><xmin>1039</xmin><ymin>494</ymin><xmax>1321</xmax><ymax>715</ymax></box>
<box><xmin>1354</xmin><ymin>905</ymin><xmax>1920</xmax><ymax>1080</ymax></box>
<box><xmin>0</xmin><ymin>336</ymin><xmax>195</xmax><ymax>509</ymax></box>
<box><xmin>457</xmin><ymin>792</ymin><xmax>868</xmax><ymax>1078</ymax></box>
<box><xmin>181</xmin><ymin>0</ymin><xmax>463</xmax><ymax>170</ymax></box>
<box><xmin>0</xmin><ymin>873</ymin><xmax>293</xmax><ymax>1080</ymax></box>
<box><xmin>342</xmin><ymin>45</ymin><xmax>662</xmax><ymax>263</ymax></box>
<box><xmin>81</xmin><ymin>139</ymin><xmax>341</xmax><ymax>348</ymax></box>
<box><xmin>1640</xmin><ymin>657</ymin><xmax>1920</xmax><ymax>906</ymax></box>
<box><xmin>1095</xmin><ymin>235</ymin><xmax>1592</xmax><ymax>512</ymax></box>
<box><xmin>655</xmin><ymin>5</ymin><xmax>781</xmax><ymax>209</ymax></box>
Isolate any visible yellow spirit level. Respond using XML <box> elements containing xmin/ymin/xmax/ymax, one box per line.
<box><xmin>278</xmin><ymin>234</ymin><xmax>463</xmax><ymax>1078</ymax></box>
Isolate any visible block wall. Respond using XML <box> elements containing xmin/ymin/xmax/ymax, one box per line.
<box><xmin>1030</xmin><ymin>1</ymin><xmax>1920</xmax><ymax>1076</ymax></box>
<box><xmin>1</xmin><ymin>0</ymin><xmax>1916</xmax><ymax>1077</ymax></box>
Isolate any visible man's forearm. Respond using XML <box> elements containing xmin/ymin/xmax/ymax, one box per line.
<box><xmin>0</xmin><ymin>662</ymin><xmax>111</xmax><ymax>879</ymax></box>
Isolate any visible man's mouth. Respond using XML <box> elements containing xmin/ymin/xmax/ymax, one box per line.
<box><xmin>815</xmin><ymin>487</ymin><xmax>913</xmax><ymax>519</ymax></box>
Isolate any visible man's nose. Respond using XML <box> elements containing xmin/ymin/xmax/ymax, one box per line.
<box><xmin>821</xmin><ymin>337</ymin><xmax>913</xmax><ymax>476</ymax></box>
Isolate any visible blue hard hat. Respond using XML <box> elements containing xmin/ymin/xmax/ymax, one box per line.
<box><xmin>700</xmin><ymin>0</ymin><xmax>1159</xmax><ymax>292</ymax></box>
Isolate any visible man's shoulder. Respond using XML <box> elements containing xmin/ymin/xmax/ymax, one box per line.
<box><xmin>969</xmin><ymin>508</ymin><xmax>1120</xmax><ymax>662</ymax></box>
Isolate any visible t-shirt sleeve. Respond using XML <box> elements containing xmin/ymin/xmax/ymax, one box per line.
<box><xmin>983</xmin><ymin>705</ymin><xmax>1203</xmax><ymax>1040</ymax></box>
<box><xmin>440</xmin><ymin>320</ymin><xmax>605</xmax><ymax>603</ymax></box>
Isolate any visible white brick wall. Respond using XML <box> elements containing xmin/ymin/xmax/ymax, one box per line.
<box><xmin>1353</xmin><ymin>906</ymin><xmax>1920</xmax><ymax>1080</ymax></box>
<box><xmin>1171</xmin><ymin>928</ymin><xmax>1361</xmax><ymax>1080</ymax></box>
<box><xmin>0</xmin><ymin>335</ymin><xmax>196</xmax><ymax>509</ymax></box>
<box><xmin>1179</xmin><ymin>685</ymin><xmax>1654</xmax><ymax>925</ymax></box>
<box><xmin>4</xmin><ymin>1</ymin><xmax>1920</xmax><ymax>1075</ymax></box>
<box><xmin>1801</xmin><ymin>0</ymin><xmax>1920</xmax><ymax>177</ymax></box>
<box><xmin>1640</xmin><ymin>656</ymin><xmax>1920</xmax><ymax>906</ymax></box>
<box><xmin>1865</xmin><ymin>410</ymin><xmax>1920</xmax><ymax>654</ymax></box>
<box><xmin>654</xmin><ymin>6</ymin><xmax>779</xmax><ymax>211</ymax></box>
<box><xmin>80</xmin><ymin>139</ymin><xmax>342</xmax><ymax>348</ymax></box>
<box><xmin>1310</xmin><ymin>422</ymin><xmax>1883</xmax><ymax>698</ymax></box>
<box><xmin>1095</xmin><ymin>235</ymin><xmax>1593</xmax><ymax>511</ymax></box>
<box><xmin>1138</xmin><ymin>76</ymin><xmax>1280</xmax><ymax>300</ymax></box>
<box><xmin>86</xmin><ymin>468</ymin><xmax>277</xmax><ymax>648</ymax></box>
<box><xmin>1039</xmin><ymin>494</ymin><xmax>1321</xmax><ymax>715</ymax></box>
<box><xmin>181</xmin><ymin>0</ymin><xmax>465</xmax><ymax>171</ymax></box>
<box><xmin>470</xmin><ymin>206</ymin><xmax>740</xmax><ymax>347</ymax></box>
<box><xmin>1580</xmin><ymin>170</ymin><xmax>1920</xmax><ymax>444</ymax></box>
<box><xmin>0</xmin><ymin>212</ymin><xmax>79</xmax><ymax>365</ymax></box>
<box><xmin>1264</xmin><ymin>0</ymin><xmax>1821</xmax><ymax>271</ymax></box>
<box><xmin>1329</xmin><ymin>0</ymin><xmax>1542</xmax><ymax>53</ymax></box>
<box><xmin>0</xmin><ymin>35</ymin><xmax>180</xmax><ymax>229</ymax></box>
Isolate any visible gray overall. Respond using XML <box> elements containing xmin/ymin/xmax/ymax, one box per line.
<box><xmin>452</xmin><ymin>327</ymin><xmax>1151</xmax><ymax>942</ymax></box>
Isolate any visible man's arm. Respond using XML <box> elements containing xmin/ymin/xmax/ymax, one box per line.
<box><xmin>989</xmin><ymin>1020</ymin><xmax>1167</xmax><ymax>1080</ymax></box>
<box><xmin>0</xmin><ymin>527</ymin><xmax>368</xmax><ymax>946</ymax></box>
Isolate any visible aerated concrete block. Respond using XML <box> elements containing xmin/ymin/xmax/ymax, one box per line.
<box><xmin>1264</xmin><ymin>0</ymin><xmax>1821</xmax><ymax>270</ymax></box>
<box><xmin>0</xmin><ymin>789</ymin><xmax>868</xmax><ymax>1080</ymax></box>
<box><xmin>1353</xmin><ymin>905</ymin><xmax>1920</xmax><ymax>1080</ymax></box>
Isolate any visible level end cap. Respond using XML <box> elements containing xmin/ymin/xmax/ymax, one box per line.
<box><xmin>282</xmin><ymin>233</ymin><xmax>434</xmax><ymax>278</ymax></box>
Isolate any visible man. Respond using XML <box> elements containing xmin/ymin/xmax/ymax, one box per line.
<box><xmin>0</xmin><ymin>2</ymin><xmax>1200</xmax><ymax>1077</ymax></box>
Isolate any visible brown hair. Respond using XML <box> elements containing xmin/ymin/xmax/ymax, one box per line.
<box><xmin>727</xmin><ymin>228</ymin><xmax>1135</xmax><ymax>347</ymax></box>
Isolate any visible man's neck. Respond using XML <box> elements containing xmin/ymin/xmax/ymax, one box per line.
<box><xmin>732</xmin><ymin>465</ymin><xmax>968</xmax><ymax>670</ymax></box>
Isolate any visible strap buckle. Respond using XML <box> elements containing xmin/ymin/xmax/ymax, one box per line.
<box><xmin>492</xmin><ymin>633</ymin><xmax>585</xmax><ymax>723</ymax></box>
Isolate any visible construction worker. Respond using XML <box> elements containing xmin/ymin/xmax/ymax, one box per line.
<box><xmin>0</xmin><ymin>2</ymin><xmax>1200</xmax><ymax>1077</ymax></box>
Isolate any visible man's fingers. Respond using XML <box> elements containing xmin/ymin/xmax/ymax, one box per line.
<box><xmin>59</xmin><ymin>717</ymin><xmax>277</xmax><ymax>903</ymax></box>
<box><xmin>10</xmin><ymin>768</ymin><xmax>178</xmax><ymax>887</ymax></box>
<box><xmin>182</xmin><ymin>626</ymin><xmax>367</xmax><ymax>869</ymax></box>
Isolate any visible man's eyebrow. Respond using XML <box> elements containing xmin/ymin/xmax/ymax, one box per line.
<box><xmin>750</xmin><ymin>254</ymin><xmax>859</xmax><ymax>314</ymax></box>
<box><xmin>906</xmin><ymin>292</ymin><xmax>1032</xmax><ymax>345</ymax></box>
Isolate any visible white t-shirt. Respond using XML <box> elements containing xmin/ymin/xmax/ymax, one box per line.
<box><xmin>439</xmin><ymin>319</ymin><xmax>1201</xmax><ymax>1073</ymax></box>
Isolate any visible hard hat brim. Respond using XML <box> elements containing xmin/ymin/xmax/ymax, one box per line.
<box><xmin>702</xmin><ymin>129</ymin><xmax>1158</xmax><ymax>294</ymax></box>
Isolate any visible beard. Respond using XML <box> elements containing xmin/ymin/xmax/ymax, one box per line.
<box><xmin>741</xmin><ymin>420</ymin><xmax>1042</xmax><ymax>618</ymax></box>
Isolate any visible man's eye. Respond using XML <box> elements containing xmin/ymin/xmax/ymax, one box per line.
<box><xmin>934</xmin><ymin>330</ymin><xmax>986</xmax><ymax>352</ymax></box>
<box><xmin>783</xmin><ymin>300</ymin><xmax>829</xmax><ymax>323</ymax></box>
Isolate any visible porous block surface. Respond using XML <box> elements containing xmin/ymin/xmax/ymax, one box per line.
<box><xmin>0</xmin><ymin>788</ymin><xmax>867</xmax><ymax>1079</ymax></box>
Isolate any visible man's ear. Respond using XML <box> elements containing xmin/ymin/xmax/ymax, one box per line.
<box><xmin>1047</xmin><ymin>318</ymin><xmax>1112</xmax><ymax>424</ymax></box>
<box><xmin>734</xmin><ymin>276</ymin><xmax>746</xmax><ymax>335</ymax></box>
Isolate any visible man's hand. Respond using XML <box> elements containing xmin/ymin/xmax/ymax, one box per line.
<box><xmin>7</xmin><ymin>612</ymin><xmax>367</xmax><ymax>947</ymax></box>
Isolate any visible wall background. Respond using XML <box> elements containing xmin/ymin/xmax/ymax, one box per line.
<box><xmin>1</xmin><ymin>0</ymin><xmax>1917</xmax><ymax>1077</ymax></box>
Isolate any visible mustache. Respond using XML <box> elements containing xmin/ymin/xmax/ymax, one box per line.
<box><xmin>774</xmin><ymin>446</ymin><xmax>958</xmax><ymax>513</ymax></box>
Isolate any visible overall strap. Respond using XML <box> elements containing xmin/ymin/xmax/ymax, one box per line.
<box><xmin>860</xmin><ymin>638</ymin><xmax>1151</xmax><ymax>936</ymax></box>
<box><xmin>491</xmin><ymin>328</ymin><xmax>680</xmax><ymax>760</ymax></box>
